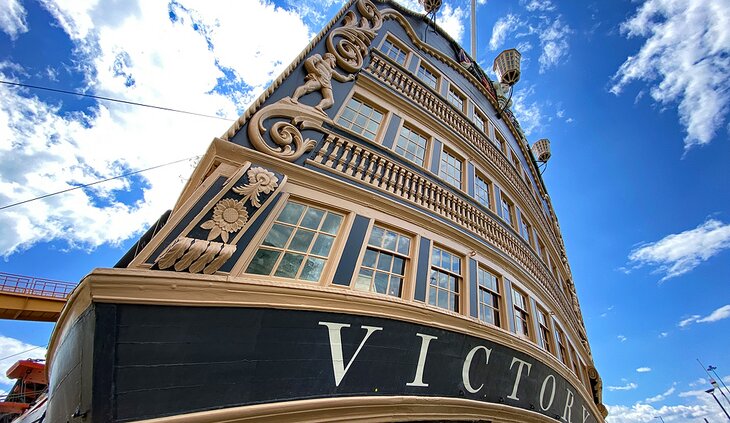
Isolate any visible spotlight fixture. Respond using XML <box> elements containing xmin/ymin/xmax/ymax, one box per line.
<box><xmin>492</xmin><ymin>48</ymin><xmax>521</xmax><ymax>119</ymax></box>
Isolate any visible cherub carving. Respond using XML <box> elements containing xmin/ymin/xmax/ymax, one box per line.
<box><xmin>291</xmin><ymin>52</ymin><xmax>354</xmax><ymax>113</ymax></box>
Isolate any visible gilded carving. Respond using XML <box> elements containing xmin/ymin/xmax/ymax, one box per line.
<box><xmin>155</xmin><ymin>237</ymin><xmax>236</xmax><ymax>275</ymax></box>
<box><xmin>292</xmin><ymin>53</ymin><xmax>355</xmax><ymax>113</ymax></box>
<box><xmin>232</xmin><ymin>166</ymin><xmax>279</xmax><ymax>207</ymax></box>
<box><xmin>327</xmin><ymin>0</ymin><xmax>383</xmax><ymax>73</ymax></box>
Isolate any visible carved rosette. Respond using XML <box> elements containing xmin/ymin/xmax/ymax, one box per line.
<box><xmin>326</xmin><ymin>0</ymin><xmax>383</xmax><ymax>73</ymax></box>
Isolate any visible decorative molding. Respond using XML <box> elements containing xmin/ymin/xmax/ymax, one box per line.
<box><xmin>327</xmin><ymin>0</ymin><xmax>383</xmax><ymax>73</ymax></box>
<box><xmin>247</xmin><ymin>99</ymin><xmax>325</xmax><ymax>162</ymax></box>
<box><xmin>156</xmin><ymin>237</ymin><xmax>236</xmax><ymax>274</ymax></box>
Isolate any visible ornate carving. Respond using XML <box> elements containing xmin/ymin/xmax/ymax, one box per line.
<box><xmin>201</xmin><ymin>167</ymin><xmax>280</xmax><ymax>242</ymax></box>
<box><xmin>248</xmin><ymin>99</ymin><xmax>326</xmax><ymax>162</ymax></box>
<box><xmin>156</xmin><ymin>237</ymin><xmax>236</xmax><ymax>275</ymax></box>
<box><xmin>200</xmin><ymin>199</ymin><xmax>248</xmax><ymax>243</ymax></box>
<box><xmin>327</xmin><ymin>0</ymin><xmax>383</xmax><ymax>73</ymax></box>
<box><xmin>292</xmin><ymin>53</ymin><xmax>355</xmax><ymax>113</ymax></box>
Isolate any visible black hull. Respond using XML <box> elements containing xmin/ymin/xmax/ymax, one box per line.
<box><xmin>48</xmin><ymin>302</ymin><xmax>593</xmax><ymax>422</ymax></box>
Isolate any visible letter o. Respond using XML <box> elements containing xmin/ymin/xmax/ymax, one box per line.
<box><xmin>540</xmin><ymin>374</ymin><xmax>556</xmax><ymax>411</ymax></box>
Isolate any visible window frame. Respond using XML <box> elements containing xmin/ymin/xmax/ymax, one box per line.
<box><xmin>473</xmin><ymin>110</ymin><xmax>486</xmax><ymax>133</ymax></box>
<box><xmin>335</xmin><ymin>95</ymin><xmax>387</xmax><ymax>142</ymax></box>
<box><xmin>477</xmin><ymin>265</ymin><xmax>502</xmax><ymax>328</ymax></box>
<box><xmin>555</xmin><ymin>323</ymin><xmax>570</xmax><ymax>367</ymax></box>
<box><xmin>447</xmin><ymin>85</ymin><xmax>466</xmax><ymax>114</ymax></box>
<box><xmin>394</xmin><ymin>122</ymin><xmax>430</xmax><ymax>168</ymax></box>
<box><xmin>352</xmin><ymin>223</ymin><xmax>413</xmax><ymax>298</ymax></box>
<box><xmin>519</xmin><ymin>215</ymin><xmax>533</xmax><ymax>246</ymax></box>
<box><xmin>379</xmin><ymin>36</ymin><xmax>410</xmax><ymax>67</ymax></box>
<box><xmin>427</xmin><ymin>245</ymin><xmax>463</xmax><ymax>313</ymax></box>
<box><xmin>439</xmin><ymin>146</ymin><xmax>464</xmax><ymax>190</ymax></box>
<box><xmin>243</xmin><ymin>198</ymin><xmax>347</xmax><ymax>284</ymax></box>
<box><xmin>511</xmin><ymin>287</ymin><xmax>531</xmax><ymax>339</ymax></box>
<box><xmin>500</xmin><ymin>193</ymin><xmax>515</xmax><ymax>227</ymax></box>
<box><xmin>473</xmin><ymin>172</ymin><xmax>492</xmax><ymax>210</ymax></box>
<box><xmin>536</xmin><ymin>305</ymin><xmax>553</xmax><ymax>354</ymax></box>
<box><xmin>416</xmin><ymin>60</ymin><xmax>440</xmax><ymax>91</ymax></box>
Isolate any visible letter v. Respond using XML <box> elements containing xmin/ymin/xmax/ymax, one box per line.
<box><xmin>319</xmin><ymin>322</ymin><xmax>383</xmax><ymax>386</ymax></box>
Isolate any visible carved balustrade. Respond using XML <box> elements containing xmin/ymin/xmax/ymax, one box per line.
<box><xmin>364</xmin><ymin>52</ymin><xmax>565</xmax><ymax>275</ymax></box>
<box><xmin>309</xmin><ymin>134</ymin><xmax>580</xmax><ymax>333</ymax></box>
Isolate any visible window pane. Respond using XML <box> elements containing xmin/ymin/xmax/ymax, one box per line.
<box><xmin>274</xmin><ymin>253</ymin><xmax>304</xmax><ymax>278</ymax></box>
<box><xmin>397</xmin><ymin>237</ymin><xmax>410</xmax><ymax>255</ymax></box>
<box><xmin>278</xmin><ymin>202</ymin><xmax>305</xmax><ymax>224</ymax></box>
<box><xmin>383</xmin><ymin>230</ymin><xmax>397</xmax><ymax>250</ymax></box>
<box><xmin>376</xmin><ymin>252</ymin><xmax>393</xmax><ymax>271</ymax></box>
<box><xmin>389</xmin><ymin>276</ymin><xmax>402</xmax><ymax>296</ymax></box>
<box><xmin>369</xmin><ymin>226</ymin><xmax>385</xmax><ymax>246</ymax></box>
<box><xmin>300</xmin><ymin>257</ymin><xmax>325</xmax><ymax>281</ymax></box>
<box><xmin>246</xmin><ymin>249</ymin><xmax>281</xmax><ymax>275</ymax></box>
<box><xmin>321</xmin><ymin>213</ymin><xmax>342</xmax><ymax>235</ymax></box>
<box><xmin>362</xmin><ymin>248</ymin><xmax>378</xmax><ymax>267</ymax></box>
<box><xmin>301</xmin><ymin>208</ymin><xmax>325</xmax><ymax>229</ymax></box>
<box><xmin>262</xmin><ymin>224</ymin><xmax>294</xmax><ymax>248</ymax></box>
<box><xmin>311</xmin><ymin>234</ymin><xmax>335</xmax><ymax>256</ymax></box>
<box><xmin>355</xmin><ymin>269</ymin><xmax>373</xmax><ymax>291</ymax></box>
<box><xmin>374</xmin><ymin>272</ymin><xmax>389</xmax><ymax>294</ymax></box>
<box><xmin>289</xmin><ymin>229</ymin><xmax>315</xmax><ymax>252</ymax></box>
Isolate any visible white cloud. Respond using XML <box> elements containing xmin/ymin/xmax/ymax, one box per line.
<box><xmin>617</xmin><ymin>334</ymin><xmax>627</xmax><ymax>342</ymax></box>
<box><xmin>435</xmin><ymin>3</ymin><xmax>466</xmax><ymax>44</ymax></box>
<box><xmin>627</xmin><ymin>219</ymin><xmax>730</xmax><ymax>281</ymax></box>
<box><xmin>677</xmin><ymin>315</ymin><xmax>701</xmax><ymax>328</ymax></box>
<box><xmin>0</xmin><ymin>335</ymin><xmax>46</xmax><ymax>387</ymax></box>
<box><xmin>696</xmin><ymin>304</ymin><xmax>730</xmax><ymax>323</ymax></box>
<box><xmin>537</xmin><ymin>16</ymin><xmax>571</xmax><ymax>73</ymax></box>
<box><xmin>0</xmin><ymin>0</ymin><xmax>28</xmax><ymax>39</ymax></box>
<box><xmin>606</xmin><ymin>401</ymin><xmax>720</xmax><ymax>423</ymax></box>
<box><xmin>0</xmin><ymin>0</ymin><xmax>315</xmax><ymax>257</ymax></box>
<box><xmin>677</xmin><ymin>305</ymin><xmax>730</xmax><ymax>328</ymax></box>
<box><xmin>609</xmin><ymin>0</ymin><xmax>730</xmax><ymax>150</ymax></box>
<box><xmin>522</xmin><ymin>0</ymin><xmax>555</xmax><ymax>12</ymax></box>
<box><xmin>659</xmin><ymin>332</ymin><xmax>668</xmax><ymax>338</ymax></box>
<box><xmin>489</xmin><ymin>14</ymin><xmax>520</xmax><ymax>51</ymax></box>
<box><xmin>636</xmin><ymin>367</ymin><xmax>652</xmax><ymax>373</ymax></box>
<box><xmin>608</xmin><ymin>382</ymin><xmax>638</xmax><ymax>391</ymax></box>
<box><xmin>511</xmin><ymin>85</ymin><xmax>543</xmax><ymax>136</ymax></box>
<box><xmin>644</xmin><ymin>384</ymin><xmax>676</xmax><ymax>403</ymax></box>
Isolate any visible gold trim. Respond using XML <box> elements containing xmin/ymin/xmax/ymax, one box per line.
<box><xmin>136</xmin><ymin>396</ymin><xmax>563</xmax><ymax>423</ymax></box>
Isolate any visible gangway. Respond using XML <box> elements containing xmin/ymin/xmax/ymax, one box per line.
<box><xmin>0</xmin><ymin>273</ymin><xmax>74</xmax><ymax>322</ymax></box>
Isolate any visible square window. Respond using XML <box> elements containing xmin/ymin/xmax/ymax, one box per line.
<box><xmin>355</xmin><ymin>225</ymin><xmax>411</xmax><ymax>298</ymax></box>
<box><xmin>417</xmin><ymin>64</ymin><xmax>438</xmax><ymax>90</ymax></box>
<box><xmin>512</xmin><ymin>288</ymin><xmax>530</xmax><ymax>338</ymax></box>
<box><xmin>500</xmin><ymin>194</ymin><xmax>514</xmax><ymax>226</ymax></box>
<box><xmin>447</xmin><ymin>87</ymin><xmax>465</xmax><ymax>112</ymax></box>
<box><xmin>536</xmin><ymin>307</ymin><xmax>552</xmax><ymax>353</ymax></box>
<box><xmin>381</xmin><ymin>39</ymin><xmax>407</xmax><ymax>66</ymax></box>
<box><xmin>474</xmin><ymin>113</ymin><xmax>485</xmax><ymax>132</ymax></box>
<box><xmin>395</xmin><ymin>125</ymin><xmax>428</xmax><ymax>167</ymax></box>
<box><xmin>246</xmin><ymin>201</ymin><xmax>344</xmax><ymax>282</ymax></box>
<box><xmin>337</xmin><ymin>97</ymin><xmax>384</xmax><ymax>141</ymax></box>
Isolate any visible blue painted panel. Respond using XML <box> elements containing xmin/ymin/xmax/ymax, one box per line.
<box><xmin>469</xmin><ymin>258</ymin><xmax>478</xmax><ymax>318</ymax></box>
<box><xmin>467</xmin><ymin>162</ymin><xmax>475</xmax><ymax>197</ymax></box>
<box><xmin>530</xmin><ymin>297</ymin><xmax>540</xmax><ymax>341</ymax></box>
<box><xmin>414</xmin><ymin>237</ymin><xmax>431</xmax><ymax>302</ymax></box>
<box><xmin>382</xmin><ymin>114</ymin><xmax>402</xmax><ymax>149</ymax></box>
<box><xmin>504</xmin><ymin>278</ymin><xmax>515</xmax><ymax>334</ymax></box>
<box><xmin>430</xmin><ymin>139</ymin><xmax>442</xmax><ymax>174</ymax></box>
<box><xmin>332</xmin><ymin>214</ymin><xmax>371</xmax><ymax>286</ymax></box>
<box><xmin>407</xmin><ymin>56</ymin><xmax>420</xmax><ymax>74</ymax></box>
<box><xmin>494</xmin><ymin>185</ymin><xmax>502</xmax><ymax>219</ymax></box>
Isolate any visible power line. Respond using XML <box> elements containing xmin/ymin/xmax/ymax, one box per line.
<box><xmin>0</xmin><ymin>80</ymin><xmax>236</xmax><ymax>122</ymax></box>
<box><xmin>0</xmin><ymin>156</ymin><xmax>199</xmax><ymax>212</ymax></box>
<box><xmin>0</xmin><ymin>346</ymin><xmax>44</xmax><ymax>362</ymax></box>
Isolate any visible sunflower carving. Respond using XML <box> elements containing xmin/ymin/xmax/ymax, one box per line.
<box><xmin>200</xmin><ymin>198</ymin><xmax>249</xmax><ymax>243</ymax></box>
<box><xmin>199</xmin><ymin>167</ymin><xmax>280</xmax><ymax>243</ymax></box>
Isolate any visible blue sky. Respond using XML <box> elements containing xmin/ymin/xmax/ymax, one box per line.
<box><xmin>1</xmin><ymin>0</ymin><xmax>729</xmax><ymax>421</ymax></box>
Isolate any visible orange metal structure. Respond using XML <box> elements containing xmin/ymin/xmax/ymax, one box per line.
<box><xmin>0</xmin><ymin>273</ymin><xmax>74</xmax><ymax>322</ymax></box>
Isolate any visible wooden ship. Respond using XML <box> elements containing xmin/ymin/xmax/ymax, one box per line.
<box><xmin>43</xmin><ymin>0</ymin><xmax>607</xmax><ymax>421</ymax></box>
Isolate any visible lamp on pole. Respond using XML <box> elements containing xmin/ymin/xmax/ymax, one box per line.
<box><xmin>706</xmin><ymin>388</ymin><xmax>730</xmax><ymax>421</ymax></box>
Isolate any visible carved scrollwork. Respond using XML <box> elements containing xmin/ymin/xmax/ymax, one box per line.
<box><xmin>248</xmin><ymin>98</ymin><xmax>327</xmax><ymax>161</ymax></box>
<box><xmin>327</xmin><ymin>0</ymin><xmax>383</xmax><ymax>73</ymax></box>
<box><xmin>156</xmin><ymin>237</ymin><xmax>236</xmax><ymax>274</ymax></box>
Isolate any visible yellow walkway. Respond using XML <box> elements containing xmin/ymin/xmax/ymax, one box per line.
<box><xmin>0</xmin><ymin>273</ymin><xmax>74</xmax><ymax>322</ymax></box>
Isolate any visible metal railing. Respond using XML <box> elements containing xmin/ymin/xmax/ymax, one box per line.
<box><xmin>0</xmin><ymin>272</ymin><xmax>75</xmax><ymax>299</ymax></box>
